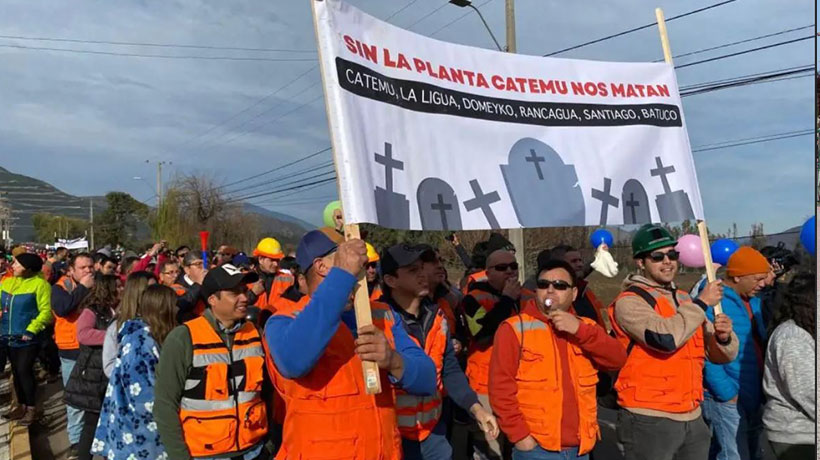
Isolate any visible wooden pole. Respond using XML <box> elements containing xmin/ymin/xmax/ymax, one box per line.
<box><xmin>311</xmin><ymin>0</ymin><xmax>381</xmax><ymax>394</ymax></box>
<box><xmin>656</xmin><ymin>8</ymin><xmax>722</xmax><ymax>315</ymax></box>
<box><xmin>505</xmin><ymin>0</ymin><xmax>526</xmax><ymax>280</ymax></box>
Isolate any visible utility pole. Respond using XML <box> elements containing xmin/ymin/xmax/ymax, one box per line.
<box><xmin>89</xmin><ymin>198</ymin><xmax>95</xmax><ymax>250</ymax></box>
<box><xmin>146</xmin><ymin>159</ymin><xmax>172</xmax><ymax>208</ymax></box>
<box><xmin>0</xmin><ymin>193</ymin><xmax>10</xmax><ymax>248</ymax></box>
<box><xmin>504</xmin><ymin>0</ymin><xmax>526</xmax><ymax>280</ymax></box>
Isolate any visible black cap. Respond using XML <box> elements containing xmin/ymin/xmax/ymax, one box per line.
<box><xmin>16</xmin><ymin>253</ymin><xmax>43</xmax><ymax>273</ymax></box>
<box><xmin>486</xmin><ymin>232</ymin><xmax>515</xmax><ymax>253</ymax></box>
<box><xmin>379</xmin><ymin>244</ymin><xmax>426</xmax><ymax>277</ymax></box>
<box><xmin>201</xmin><ymin>264</ymin><xmax>259</xmax><ymax>299</ymax></box>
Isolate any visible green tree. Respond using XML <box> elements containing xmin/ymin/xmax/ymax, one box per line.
<box><xmin>31</xmin><ymin>213</ymin><xmax>89</xmax><ymax>244</ymax></box>
<box><xmin>97</xmin><ymin>192</ymin><xmax>149</xmax><ymax>248</ymax></box>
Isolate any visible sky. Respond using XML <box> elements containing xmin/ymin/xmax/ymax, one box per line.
<box><xmin>0</xmin><ymin>0</ymin><xmax>814</xmax><ymax>234</ymax></box>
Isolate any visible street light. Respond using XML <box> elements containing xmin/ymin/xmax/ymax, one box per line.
<box><xmin>448</xmin><ymin>0</ymin><xmax>503</xmax><ymax>51</ymax></box>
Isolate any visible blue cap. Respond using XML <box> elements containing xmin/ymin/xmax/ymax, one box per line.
<box><xmin>296</xmin><ymin>230</ymin><xmax>338</xmax><ymax>273</ymax></box>
<box><xmin>231</xmin><ymin>252</ymin><xmax>250</xmax><ymax>268</ymax></box>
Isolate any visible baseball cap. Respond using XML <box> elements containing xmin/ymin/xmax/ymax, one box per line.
<box><xmin>380</xmin><ymin>244</ymin><xmax>426</xmax><ymax>277</ymax></box>
<box><xmin>201</xmin><ymin>264</ymin><xmax>259</xmax><ymax>299</ymax></box>
<box><xmin>296</xmin><ymin>230</ymin><xmax>338</xmax><ymax>274</ymax></box>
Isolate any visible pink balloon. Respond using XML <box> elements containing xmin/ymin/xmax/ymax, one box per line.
<box><xmin>676</xmin><ymin>234</ymin><xmax>705</xmax><ymax>268</ymax></box>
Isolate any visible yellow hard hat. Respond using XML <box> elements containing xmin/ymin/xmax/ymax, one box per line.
<box><xmin>253</xmin><ymin>237</ymin><xmax>284</xmax><ymax>260</ymax></box>
<box><xmin>365</xmin><ymin>243</ymin><xmax>379</xmax><ymax>263</ymax></box>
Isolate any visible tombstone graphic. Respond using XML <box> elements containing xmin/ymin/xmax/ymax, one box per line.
<box><xmin>621</xmin><ymin>179</ymin><xmax>651</xmax><ymax>225</ymax></box>
<box><xmin>651</xmin><ymin>156</ymin><xmax>695</xmax><ymax>222</ymax></box>
<box><xmin>417</xmin><ymin>178</ymin><xmax>463</xmax><ymax>230</ymax></box>
<box><xmin>463</xmin><ymin>179</ymin><xmax>501</xmax><ymax>229</ymax></box>
<box><xmin>500</xmin><ymin>138</ymin><xmax>585</xmax><ymax>226</ymax></box>
<box><xmin>591</xmin><ymin>177</ymin><xmax>619</xmax><ymax>226</ymax></box>
<box><xmin>374</xmin><ymin>142</ymin><xmax>411</xmax><ymax>228</ymax></box>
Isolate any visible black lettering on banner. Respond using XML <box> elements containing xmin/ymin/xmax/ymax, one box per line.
<box><xmin>336</xmin><ymin>57</ymin><xmax>683</xmax><ymax>128</ymax></box>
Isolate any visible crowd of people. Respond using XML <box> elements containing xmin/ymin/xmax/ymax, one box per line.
<box><xmin>0</xmin><ymin>221</ymin><xmax>814</xmax><ymax>460</ymax></box>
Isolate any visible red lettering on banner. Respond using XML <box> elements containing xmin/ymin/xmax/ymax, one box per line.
<box><xmin>476</xmin><ymin>73</ymin><xmax>489</xmax><ymax>88</ymax></box>
<box><xmin>450</xmin><ymin>68</ymin><xmax>465</xmax><ymax>84</ymax></box>
<box><xmin>463</xmin><ymin>70</ymin><xmax>476</xmax><ymax>86</ymax></box>
<box><xmin>611</xmin><ymin>83</ymin><xmax>626</xmax><ymax>97</ymax></box>
<box><xmin>571</xmin><ymin>81</ymin><xmax>585</xmax><ymax>95</ymax></box>
<box><xmin>657</xmin><ymin>84</ymin><xmax>670</xmax><ymax>97</ymax></box>
<box><xmin>505</xmin><ymin>77</ymin><xmax>518</xmax><ymax>92</ymax></box>
<box><xmin>413</xmin><ymin>58</ymin><xmax>426</xmax><ymax>73</ymax></box>
<box><xmin>514</xmin><ymin>78</ymin><xmax>527</xmax><ymax>92</ymax></box>
<box><xmin>438</xmin><ymin>65</ymin><xmax>451</xmax><ymax>82</ymax></box>
<box><xmin>491</xmin><ymin>75</ymin><xmax>505</xmax><ymax>90</ymax></box>
<box><xmin>396</xmin><ymin>53</ymin><xmax>411</xmax><ymax>71</ymax></box>
<box><xmin>646</xmin><ymin>85</ymin><xmax>660</xmax><ymax>97</ymax></box>
<box><xmin>383</xmin><ymin>49</ymin><xmax>397</xmax><ymax>68</ymax></box>
<box><xmin>343</xmin><ymin>35</ymin><xmax>357</xmax><ymax>54</ymax></box>
<box><xmin>597</xmin><ymin>82</ymin><xmax>608</xmax><ymax>97</ymax></box>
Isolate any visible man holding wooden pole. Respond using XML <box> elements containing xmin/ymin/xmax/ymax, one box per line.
<box><xmin>264</xmin><ymin>230</ymin><xmax>436</xmax><ymax>460</ymax></box>
<box><xmin>609</xmin><ymin>224</ymin><xmax>738</xmax><ymax>460</ymax></box>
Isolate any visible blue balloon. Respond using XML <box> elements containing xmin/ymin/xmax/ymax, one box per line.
<box><xmin>800</xmin><ymin>216</ymin><xmax>815</xmax><ymax>256</ymax></box>
<box><xmin>710</xmin><ymin>239</ymin><xmax>739</xmax><ymax>266</ymax></box>
<box><xmin>590</xmin><ymin>229</ymin><xmax>614</xmax><ymax>248</ymax></box>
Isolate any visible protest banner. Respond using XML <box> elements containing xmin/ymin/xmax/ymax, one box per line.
<box><xmin>313</xmin><ymin>0</ymin><xmax>704</xmax><ymax>232</ymax></box>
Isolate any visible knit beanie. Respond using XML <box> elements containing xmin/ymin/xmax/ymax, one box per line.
<box><xmin>726</xmin><ymin>246</ymin><xmax>770</xmax><ymax>277</ymax></box>
<box><xmin>16</xmin><ymin>253</ymin><xmax>43</xmax><ymax>273</ymax></box>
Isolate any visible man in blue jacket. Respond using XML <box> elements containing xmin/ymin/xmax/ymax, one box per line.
<box><xmin>265</xmin><ymin>231</ymin><xmax>436</xmax><ymax>458</ymax></box>
<box><xmin>703</xmin><ymin>246</ymin><xmax>771</xmax><ymax>460</ymax></box>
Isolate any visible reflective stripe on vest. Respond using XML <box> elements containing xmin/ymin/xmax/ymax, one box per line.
<box><xmin>506</xmin><ymin>311</ymin><xmax>600</xmax><ymax>455</ymax></box>
<box><xmin>179</xmin><ymin>316</ymin><xmax>267</xmax><ymax>458</ymax></box>
<box><xmin>610</xmin><ymin>284</ymin><xmax>706</xmax><ymax>413</ymax></box>
<box><xmin>395</xmin><ymin>308</ymin><xmax>448</xmax><ymax>441</ymax></box>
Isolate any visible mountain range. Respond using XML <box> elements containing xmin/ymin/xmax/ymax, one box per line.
<box><xmin>0</xmin><ymin>166</ymin><xmax>314</xmax><ymax>245</ymax></box>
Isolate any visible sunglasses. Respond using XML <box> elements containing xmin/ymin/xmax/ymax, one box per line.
<box><xmin>491</xmin><ymin>262</ymin><xmax>519</xmax><ymax>272</ymax></box>
<box><xmin>536</xmin><ymin>279</ymin><xmax>573</xmax><ymax>291</ymax></box>
<box><xmin>648</xmin><ymin>250</ymin><xmax>680</xmax><ymax>262</ymax></box>
<box><xmin>366</xmin><ymin>262</ymin><xmax>378</xmax><ymax>269</ymax></box>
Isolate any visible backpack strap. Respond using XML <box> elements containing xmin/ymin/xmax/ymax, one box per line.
<box><xmin>622</xmin><ymin>285</ymin><xmax>659</xmax><ymax>357</ymax></box>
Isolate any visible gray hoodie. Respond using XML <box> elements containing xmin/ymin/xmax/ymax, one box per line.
<box><xmin>762</xmin><ymin>320</ymin><xmax>815</xmax><ymax>445</ymax></box>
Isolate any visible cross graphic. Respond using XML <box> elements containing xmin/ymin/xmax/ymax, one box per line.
<box><xmin>525</xmin><ymin>149</ymin><xmax>546</xmax><ymax>180</ymax></box>
<box><xmin>431</xmin><ymin>193</ymin><xmax>453</xmax><ymax>230</ymax></box>
<box><xmin>375</xmin><ymin>142</ymin><xmax>404</xmax><ymax>192</ymax></box>
<box><xmin>650</xmin><ymin>156</ymin><xmax>675</xmax><ymax>194</ymax></box>
<box><xmin>591</xmin><ymin>177</ymin><xmax>619</xmax><ymax>225</ymax></box>
<box><xmin>625</xmin><ymin>192</ymin><xmax>640</xmax><ymax>223</ymax></box>
<box><xmin>463</xmin><ymin>179</ymin><xmax>501</xmax><ymax>229</ymax></box>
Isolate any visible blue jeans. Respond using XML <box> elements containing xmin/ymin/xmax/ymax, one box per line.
<box><xmin>402</xmin><ymin>418</ymin><xmax>453</xmax><ymax>460</ymax></box>
<box><xmin>513</xmin><ymin>445</ymin><xmax>587</xmax><ymax>460</ymax></box>
<box><xmin>701</xmin><ymin>397</ymin><xmax>764</xmax><ymax>460</ymax></box>
<box><xmin>60</xmin><ymin>357</ymin><xmax>84</xmax><ymax>445</ymax></box>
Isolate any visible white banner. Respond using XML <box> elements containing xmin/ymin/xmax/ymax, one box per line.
<box><xmin>313</xmin><ymin>0</ymin><xmax>704</xmax><ymax>231</ymax></box>
<box><xmin>48</xmin><ymin>237</ymin><xmax>89</xmax><ymax>251</ymax></box>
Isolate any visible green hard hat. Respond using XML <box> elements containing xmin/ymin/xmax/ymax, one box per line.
<box><xmin>632</xmin><ymin>223</ymin><xmax>677</xmax><ymax>258</ymax></box>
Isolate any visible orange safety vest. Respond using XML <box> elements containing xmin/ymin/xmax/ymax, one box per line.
<box><xmin>435</xmin><ymin>288</ymin><xmax>460</xmax><ymax>332</ymax></box>
<box><xmin>54</xmin><ymin>276</ymin><xmax>81</xmax><ymax>351</ymax></box>
<box><xmin>396</xmin><ymin>308</ymin><xmax>448</xmax><ymax>441</ymax></box>
<box><xmin>179</xmin><ymin>316</ymin><xmax>267</xmax><ymax>458</ymax></box>
<box><xmin>462</xmin><ymin>270</ymin><xmax>487</xmax><ymax>294</ymax></box>
<box><xmin>609</xmin><ymin>285</ymin><xmax>706</xmax><ymax>413</ymax></box>
<box><xmin>169</xmin><ymin>283</ymin><xmax>187</xmax><ymax>297</ymax></box>
<box><xmin>369</xmin><ymin>283</ymin><xmax>383</xmax><ymax>302</ymax></box>
<box><xmin>504</xmin><ymin>310</ymin><xmax>601</xmax><ymax>455</ymax></box>
<box><xmin>465</xmin><ymin>287</ymin><xmax>533</xmax><ymax>394</ymax></box>
<box><xmin>270</xmin><ymin>298</ymin><xmax>402</xmax><ymax>460</ymax></box>
<box><xmin>253</xmin><ymin>271</ymin><xmax>294</xmax><ymax>312</ymax></box>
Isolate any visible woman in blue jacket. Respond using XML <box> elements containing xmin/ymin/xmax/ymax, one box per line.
<box><xmin>0</xmin><ymin>253</ymin><xmax>53</xmax><ymax>425</ymax></box>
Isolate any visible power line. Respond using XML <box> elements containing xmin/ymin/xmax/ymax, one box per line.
<box><xmin>406</xmin><ymin>3</ymin><xmax>450</xmax><ymax>30</ymax></box>
<box><xmin>224</xmin><ymin>161</ymin><xmax>335</xmax><ymax>197</ymax></box>
<box><xmin>679</xmin><ymin>65</ymin><xmax>812</xmax><ymax>90</ymax></box>
<box><xmin>430</xmin><ymin>0</ymin><xmax>496</xmax><ymax>37</ymax></box>
<box><xmin>192</xmin><ymin>78</ymin><xmax>320</xmax><ymax>154</ymax></box>
<box><xmin>227</xmin><ymin>176</ymin><xmax>338</xmax><ymax>203</ymax></box>
<box><xmin>675</xmin><ymin>35</ymin><xmax>812</xmax><ymax>69</ymax></box>
<box><xmin>171</xmin><ymin>65</ymin><xmax>318</xmax><ymax>155</ymax></box>
<box><xmin>692</xmin><ymin>129</ymin><xmax>812</xmax><ymax>153</ymax></box>
<box><xmin>216</xmin><ymin>147</ymin><xmax>332</xmax><ymax>190</ymax></box>
<box><xmin>229</xmin><ymin>170</ymin><xmax>337</xmax><ymax>202</ymax></box>
<box><xmin>654</xmin><ymin>24</ymin><xmax>813</xmax><ymax>62</ymax></box>
<box><xmin>680</xmin><ymin>66</ymin><xmax>813</xmax><ymax>97</ymax></box>
<box><xmin>0</xmin><ymin>33</ymin><xmax>316</xmax><ymax>53</ymax></box>
<box><xmin>386</xmin><ymin>0</ymin><xmax>420</xmax><ymax>21</ymax></box>
<box><xmin>542</xmin><ymin>0</ymin><xmax>736</xmax><ymax>57</ymax></box>
<box><xmin>0</xmin><ymin>43</ymin><xmax>316</xmax><ymax>61</ymax></box>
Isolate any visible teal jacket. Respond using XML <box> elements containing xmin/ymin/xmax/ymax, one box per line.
<box><xmin>0</xmin><ymin>275</ymin><xmax>53</xmax><ymax>343</ymax></box>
